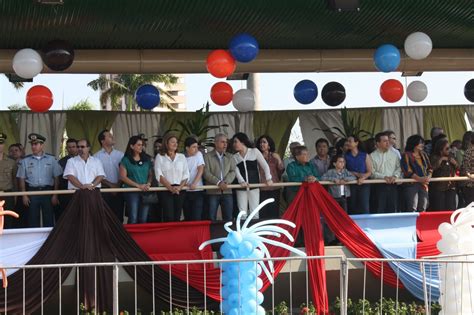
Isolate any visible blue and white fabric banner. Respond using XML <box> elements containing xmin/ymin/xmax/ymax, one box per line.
<box><xmin>352</xmin><ymin>213</ymin><xmax>440</xmax><ymax>301</ymax></box>
<box><xmin>0</xmin><ymin>227</ymin><xmax>51</xmax><ymax>277</ymax></box>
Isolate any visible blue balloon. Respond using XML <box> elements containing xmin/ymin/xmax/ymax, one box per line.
<box><xmin>242</xmin><ymin>299</ymin><xmax>258</xmax><ymax>313</ymax></box>
<box><xmin>228</xmin><ymin>231</ymin><xmax>243</xmax><ymax>248</ymax></box>
<box><xmin>134</xmin><ymin>84</ymin><xmax>160</xmax><ymax>110</ymax></box>
<box><xmin>238</xmin><ymin>240</ymin><xmax>254</xmax><ymax>257</ymax></box>
<box><xmin>220</xmin><ymin>242</ymin><xmax>231</xmax><ymax>257</ymax></box>
<box><xmin>256</xmin><ymin>277</ymin><xmax>263</xmax><ymax>290</ymax></box>
<box><xmin>294</xmin><ymin>80</ymin><xmax>318</xmax><ymax>104</ymax></box>
<box><xmin>374</xmin><ymin>44</ymin><xmax>401</xmax><ymax>73</ymax></box>
<box><xmin>229</xmin><ymin>33</ymin><xmax>259</xmax><ymax>63</ymax></box>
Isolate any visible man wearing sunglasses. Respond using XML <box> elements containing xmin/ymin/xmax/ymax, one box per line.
<box><xmin>63</xmin><ymin>139</ymin><xmax>105</xmax><ymax>191</ymax></box>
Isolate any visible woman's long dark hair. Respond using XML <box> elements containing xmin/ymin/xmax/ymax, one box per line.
<box><xmin>461</xmin><ymin>131</ymin><xmax>474</xmax><ymax>151</ymax></box>
<box><xmin>432</xmin><ymin>138</ymin><xmax>450</xmax><ymax>157</ymax></box>
<box><xmin>404</xmin><ymin>134</ymin><xmax>425</xmax><ymax>152</ymax></box>
<box><xmin>231</xmin><ymin>132</ymin><xmax>254</xmax><ymax>149</ymax></box>
<box><xmin>125</xmin><ymin>136</ymin><xmax>149</xmax><ymax>162</ymax></box>
<box><xmin>256</xmin><ymin>135</ymin><xmax>276</xmax><ymax>153</ymax></box>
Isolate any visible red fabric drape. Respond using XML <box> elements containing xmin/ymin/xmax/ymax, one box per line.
<box><xmin>416</xmin><ymin>211</ymin><xmax>452</xmax><ymax>258</ymax></box>
<box><xmin>125</xmin><ymin>183</ymin><xmax>404</xmax><ymax>314</ymax></box>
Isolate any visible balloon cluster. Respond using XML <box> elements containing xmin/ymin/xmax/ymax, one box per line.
<box><xmin>436</xmin><ymin>204</ymin><xmax>474</xmax><ymax>315</ymax></box>
<box><xmin>199</xmin><ymin>199</ymin><xmax>306</xmax><ymax>315</ymax></box>
<box><xmin>12</xmin><ymin>40</ymin><xmax>75</xmax><ymax>79</ymax></box>
<box><xmin>208</xmin><ymin>34</ymin><xmax>259</xmax><ymax>111</ymax></box>
<box><xmin>11</xmin><ymin>40</ymin><xmax>75</xmax><ymax>112</ymax></box>
<box><xmin>293</xmin><ymin>80</ymin><xmax>346</xmax><ymax>107</ymax></box>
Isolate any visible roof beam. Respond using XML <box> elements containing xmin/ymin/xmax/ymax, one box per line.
<box><xmin>0</xmin><ymin>49</ymin><xmax>472</xmax><ymax>74</ymax></box>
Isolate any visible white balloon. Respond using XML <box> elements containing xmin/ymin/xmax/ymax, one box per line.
<box><xmin>407</xmin><ymin>81</ymin><xmax>428</xmax><ymax>102</ymax></box>
<box><xmin>438</xmin><ymin>222</ymin><xmax>453</xmax><ymax>236</ymax></box>
<box><xmin>232</xmin><ymin>89</ymin><xmax>255</xmax><ymax>112</ymax></box>
<box><xmin>12</xmin><ymin>48</ymin><xmax>43</xmax><ymax>79</ymax></box>
<box><xmin>404</xmin><ymin>32</ymin><xmax>433</xmax><ymax>60</ymax></box>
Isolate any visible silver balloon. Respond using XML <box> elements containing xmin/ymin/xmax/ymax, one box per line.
<box><xmin>12</xmin><ymin>48</ymin><xmax>43</xmax><ymax>79</ymax></box>
<box><xmin>407</xmin><ymin>80</ymin><xmax>428</xmax><ymax>102</ymax></box>
<box><xmin>232</xmin><ymin>89</ymin><xmax>255</xmax><ymax>112</ymax></box>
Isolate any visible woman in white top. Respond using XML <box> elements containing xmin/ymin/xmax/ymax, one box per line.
<box><xmin>183</xmin><ymin>137</ymin><xmax>205</xmax><ymax>220</ymax></box>
<box><xmin>232</xmin><ymin>132</ymin><xmax>273</xmax><ymax>219</ymax></box>
<box><xmin>154</xmin><ymin>134</ymin><xmax>189</xmax><ymax>222</ymax></box>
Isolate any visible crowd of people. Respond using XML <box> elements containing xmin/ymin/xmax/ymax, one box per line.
<box><xmin>1</xmin><ymin>125</ymin><xmax>474</xmax><ymax>229</ymax></box>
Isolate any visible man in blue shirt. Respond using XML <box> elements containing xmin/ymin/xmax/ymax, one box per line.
<box><xmin>17</xmin><ymin>133</ymin><xmax>62</xmax><ymax>227</ymax></box>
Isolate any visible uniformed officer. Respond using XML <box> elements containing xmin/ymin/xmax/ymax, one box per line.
<box><xmin>17</xmin><ymin>133</ymin><xmax>62</xmax><ymax>227</ymax></box>
<box><xmin>0</xmin><ymin>133</ymin><xmax>17</xmax><ymax>228</ymax></box>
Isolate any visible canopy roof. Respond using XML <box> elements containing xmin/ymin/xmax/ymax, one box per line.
<box><xmin>1</xmin><ymin>0</ymin><xmax>472</xmax><ymax>50</ymax></box>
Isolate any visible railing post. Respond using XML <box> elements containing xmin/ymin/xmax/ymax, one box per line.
<box><xmin>340</xmin><ymin>258</ymin><xmax>348</xmax><ymax>315</ymax></box>
<box><xmin>112</xmin><ymin>265</ymin><xmax>119</xmax><ymax>315</ymax></box>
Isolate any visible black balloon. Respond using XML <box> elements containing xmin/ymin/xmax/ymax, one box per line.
<box><xmin>465</xmin><ymin>79</ymin><xmax>474</xmax><ymax>103</ymax></box>
<box><xmin>322</xmin><ymin>81</ymin><xmax>346</xmax><ymax>106</ymax></box>
<box><xmin>42</xmin><ymin>40</ymin><xmax>75</xmax><ymax>71</ymax></box>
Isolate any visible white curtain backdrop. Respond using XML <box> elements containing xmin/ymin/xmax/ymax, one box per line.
<box><xmin>19</xmin><ymin>112</ymin><xmax>67</xmax><ymax>157</ymax></box>
<box><xmin>111</xmin><ymin>112</ymin><xmax>161</xmax><ymax>155</ymax></box>
<box><xmin>299</xmin><ymin>110</ymin><xmax>343</xmax><ymax>157</ymax></box>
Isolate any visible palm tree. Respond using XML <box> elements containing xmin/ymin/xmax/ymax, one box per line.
<box><xmin>87</xmin><ymin>74</ymin><xmax>178</xmax><ymax>111</ymax></box>
<box><xmin>4</xmin><ymin>74</ymin><xmax>24</xmax><ymax>89</ymax></box>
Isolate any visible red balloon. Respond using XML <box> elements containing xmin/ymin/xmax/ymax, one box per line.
<box><xmin>211</xmin><ymin>82</ymin><xmax>233</xmax><ymax>105</ymax></box>
<box><xmin>380</xmin><ymin>79</ymin><xmax>404</xmax><ymax>103</ymax></box>
<box><xmin>26</xmin><ymin>85</ymin><xmax>53</xmax><ymax>112</ymax></box>
<box><xmin>206</xmin><ymin>50</ymin><xmax>236</xmax><ymax>78</ymax></box>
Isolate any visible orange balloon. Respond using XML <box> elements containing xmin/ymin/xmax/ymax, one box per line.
<box><xmin>380</xmin><ymin>79</ymin><xmax>404</xmax><ymax>103</ymax></box>
<box><xmin>26</xmin><ymin>85</ymin><xmax>53</xmax><ymax>112</ymax></box>
<box><xmin>210</xmin><ymin>82</ymin><xmax>233</xmax><ymax>105</ymax></box>
<box><xmin>206</xmin><ymin>50</ymin><xmax>236</xmax><ymax>78</ymax></box>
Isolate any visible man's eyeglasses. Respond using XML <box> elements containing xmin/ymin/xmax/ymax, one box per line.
<box><xmin>78</xmin><ymin>145</ymin><xmax>87</xmax><ymax>148</ymax></box>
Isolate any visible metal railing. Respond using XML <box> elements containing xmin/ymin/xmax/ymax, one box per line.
<box><xmin>2</xmin><ymin>255</ymin><xmax>473</xmax><ymax>315</ymax></box>
<box><xmin>0</xmin><ymin>176</ymin><xmax>470</xmax><ymax>197</ymax></box>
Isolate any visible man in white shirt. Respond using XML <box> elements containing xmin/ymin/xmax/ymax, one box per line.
<box><xmin>94</xmin><ymin>130</ymin><xmax>125</xmax><ymax>221</ymax></box>
<box><xmin>63</xmin><ymin>139</ymin><xmax>105</xmax><ymax>190</ymax></box>
<box><xmin>385</xmin><ymin>130</ymin><xmax>401</xmax><ymax>160</ymax></box>
<box><xmin>370</xmin><ymin>132</ymin><xmax>402</xmax><ymax>213</ymax></box>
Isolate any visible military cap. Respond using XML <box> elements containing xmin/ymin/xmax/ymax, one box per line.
<box><xmin>28</xmin><ymin>133</ymin><xmax>46</xmax><ymax>143</ymax></box>
<box><xmin>0</xmin><ymin>132</ymin><xmax>6</xmax><ymax>144</ymax></box>
<box><xmin>137</xmin><ymin>133</ymin><xmax>148</xmax><ymax>141</ymax></box>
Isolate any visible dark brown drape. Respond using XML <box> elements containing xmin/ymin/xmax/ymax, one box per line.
<box><xmin>0</xmin><ymin>190</ymin><xmax>210</xmax><ymax>314</ymax></box>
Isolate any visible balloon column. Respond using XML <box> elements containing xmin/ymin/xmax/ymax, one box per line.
<box><xmin>0</xmin><ymin>199</ymin><xmax>19</xmax><ymax>288</ymax></box>
<box><xmin>200</xmin><ymin>199</ymin><xmax>306</xmax><ymax>315</ymax></box>
<box><xmin>436</xmin><ymin>203</ymin><xmax>474</xmax><ymax>315</ymax></box>
<box><xmin>135</xmin><ymin>84</ymin><xmax>160</xmax><ymax>110</ymax></box>
<box><xmin>26</xmin><ymin>85</ymin><xmax>54</xmax><ymax>112</ymax></box>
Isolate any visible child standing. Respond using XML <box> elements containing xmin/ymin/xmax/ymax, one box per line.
<box><xmin>322</xmin><ymin>154</ymin><xmax>356</xmax><ymax>212</ymax></box>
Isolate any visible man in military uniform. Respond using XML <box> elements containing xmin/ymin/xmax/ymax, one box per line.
<box><xmin>0</xmin><ymin>133</ymin><xmax>17</xmax><ymax>228</ymax></box>
<box><xmin>17</xmin><ymin>133</ymin><xmax>62</xmax><ymax>227</ymax></box>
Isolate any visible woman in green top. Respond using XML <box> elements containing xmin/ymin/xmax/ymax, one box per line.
<box><xmin>286</xmin><ymin>145</ymin><xmax>320</xmax><ymax>203</ymax></box>
<box><xmin>119</xmin><ymin>135</ymin><xmax>153</xmax><ymax>224</ymax></box>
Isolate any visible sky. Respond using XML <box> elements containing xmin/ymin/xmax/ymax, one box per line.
<box><xmin>0</xmin><ymin>71</ymin><xmax>472</xmax><ymax>111</ymax></box>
